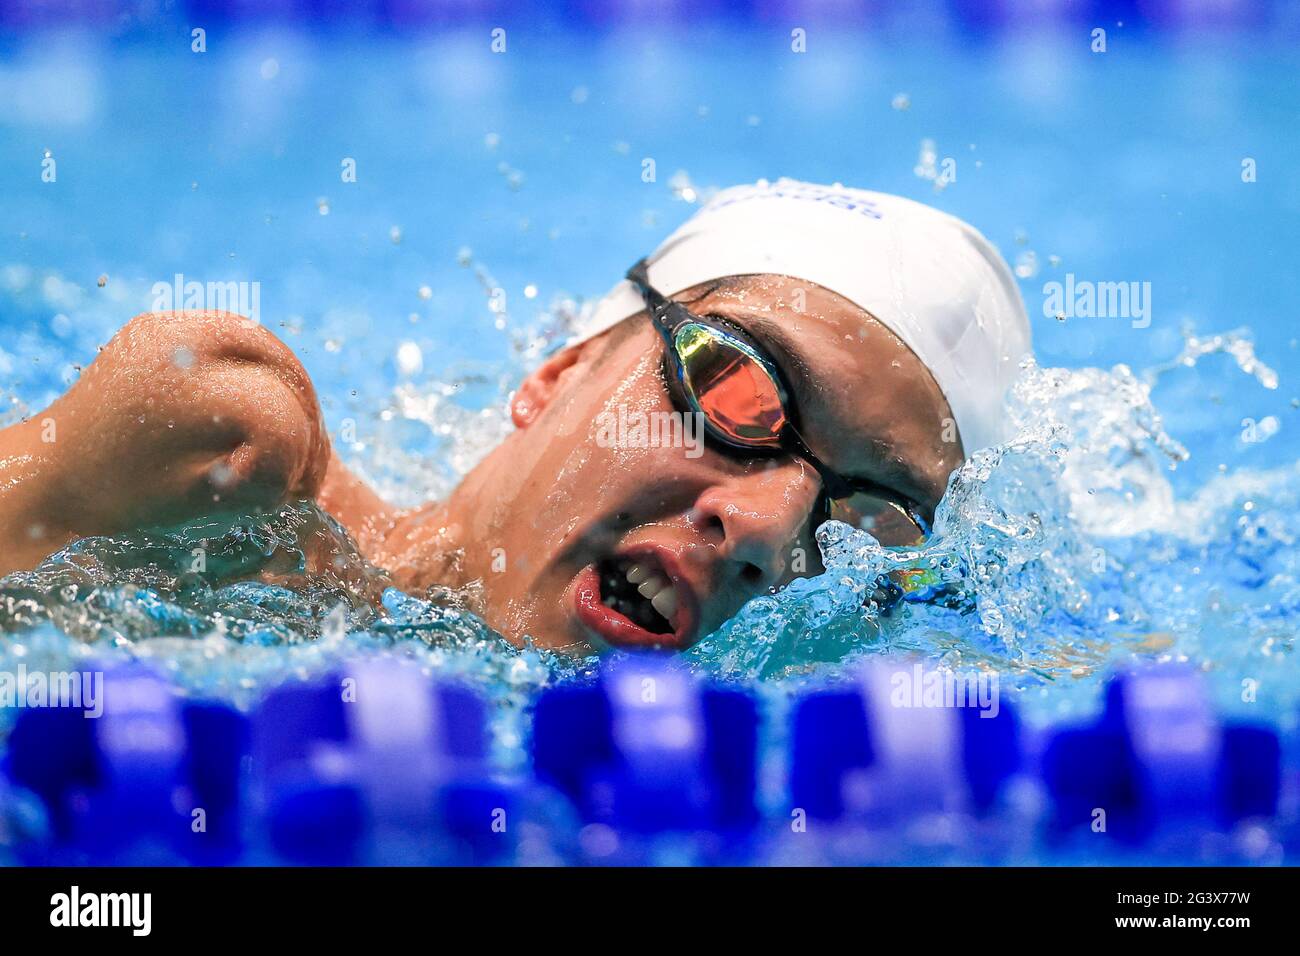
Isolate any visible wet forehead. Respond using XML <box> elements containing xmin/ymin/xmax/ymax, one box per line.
<box><xmin>681</xmin><ymin>274</ymin><xmax>960</xmax><ymax>504</ymax></box>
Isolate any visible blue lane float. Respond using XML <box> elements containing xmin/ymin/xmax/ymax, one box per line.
<box><xmin>0</xmin><ymin>657</ymin><xmax>1292</xmax><ymax>865</ymax></box>
<box><xmin>3</xmin><ymin>665</ymin><xmax>243</xmax><ymax>865</ymax></box>
<box><xmin>791</xmin><ymin>662</ymin><xmax>1021</xmax><ymax>827</ymax></box>
<box><xmin>250</xmin><ymin>660</ymin><xmax>509</xmax><ymax>865</ymax></box>
<box><xmin>1041</xmin><ymin>667</ymin><xmax>1283</xmax><ymax>860</ymax></box>
<box><xmin>532</xmin><ymin>657</ymin><xmax>758</xmax><ymax>838</ymax></box>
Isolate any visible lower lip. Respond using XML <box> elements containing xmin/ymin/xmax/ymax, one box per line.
<box><xmin>573</xmin><ymin>565</ymin><xmax>694</xmax><ymax>651</ymax></box>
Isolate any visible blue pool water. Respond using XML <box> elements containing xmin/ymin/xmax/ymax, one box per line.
<box><xmin>1</xmin><ymin>15</ymin><xmax>1299</xmax><ymax>862</ymax></box>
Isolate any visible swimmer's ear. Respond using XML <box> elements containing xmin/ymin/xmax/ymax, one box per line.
<box><xmin>510</xmin><ymin>341</ymin><xmax>590</xmax><ymax>428</ymax></box>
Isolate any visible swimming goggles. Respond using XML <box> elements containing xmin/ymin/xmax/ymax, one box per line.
<box><xmin>626</xmin><ymin>258</ymin><xmax>931</xmax><ymax>547</ymax></box>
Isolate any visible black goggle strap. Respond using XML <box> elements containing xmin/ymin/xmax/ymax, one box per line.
<box><xmin>629</xmin><ymin>262</ymin><xmax>695</xmax><ymax>353</ymax></box>
<box><xmin>626</xmin><ymin>258</ymin><xmax>663</xmax><ymax>313</ymax></box>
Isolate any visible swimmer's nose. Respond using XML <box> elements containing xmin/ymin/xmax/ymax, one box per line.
<box><xmin>690</xmin><ymin>462</ymin><xmax>822</xmax><ymax>589</ymax></box>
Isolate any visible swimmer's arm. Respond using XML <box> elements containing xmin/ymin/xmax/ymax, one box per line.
<box><xmin>315</xmin><ymin>451</ymin><xmax>399</xmax><ymax>564</ymax></box>
<box><xmin>0</xmin><ymin>309</ymin><xmax>403</xmax><ymax>578</ymax></box>
<box><xmin>0</xmin><ymin>311</ymin><xmax>341</xmax><ymax>575</ymax></box>
<box><xmin>0</xmin><ymin>311</ymin><xmax>331</xmax><ymax>572</ymax></box>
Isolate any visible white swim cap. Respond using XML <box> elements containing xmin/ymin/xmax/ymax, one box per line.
<box><xmin>575</xmin><ymin>178</ymin><xmax>1032</xmax><ymax>455</ymax></box>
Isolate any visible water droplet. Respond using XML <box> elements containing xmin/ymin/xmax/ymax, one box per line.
<box><xmin>208</xmin><ymin>461</ymin><xmax>236</xmax><ymax>488</ymax></box>
<box><xmin>913</xmin><ymin>138</ymin><xmax>939</xmax><ymax>183</ymax></box>
<box><xmin>396</xmin><ymin>341</ymin><xmax>423</xmax><ymax>376</ymax></box>
<box><xmin>1014</xmin><ymin>250</ymin><xmax>1039</xmax><ymax>279</ymax></box>
<box><xmin>669</xmin><ymin>170</ymin><xmax>698</xmax><ymax>203</ymax></box>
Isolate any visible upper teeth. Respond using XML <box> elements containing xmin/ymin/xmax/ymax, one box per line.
<box><xmin>627</xmin><ymin>564</ymin><xmax>679</xmax><ymax>621</ymax></box>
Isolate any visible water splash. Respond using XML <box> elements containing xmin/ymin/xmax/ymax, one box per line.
<box><xmin>1145</xmin><ymin>326</ymin><xmax>1279</xmax><ymax>391</ymax></box>
<box><xmin>689</xmin><ymin>349</ymin><xmax>1297</xmax><ymax>725</ymax></box>
<box><xmin>0</xmin><ymin>502</ymin><xmax>586</xmax><ymax>766</ymax></box>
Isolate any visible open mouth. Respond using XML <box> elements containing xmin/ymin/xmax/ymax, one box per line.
<box><xmin>572</xmin><ymin>552</ymin><xmax>696</xmax><ymax>651</ymax></box>
<box><xmin>598</xmin><ymin>557</ymin><xmax>676</xmax><ymax>635</ymax></box>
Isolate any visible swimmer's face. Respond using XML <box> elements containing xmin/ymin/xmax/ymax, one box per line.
<box><xmin>463</xmin><ymin>274</ymin><xmax>964</xmax><ymax>654</ymax></box>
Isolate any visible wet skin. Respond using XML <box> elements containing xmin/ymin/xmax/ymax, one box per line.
<box><xmin>0</xmin><ymin>275</ymin><xmax>963</xmax><ymax>655</ymax></box>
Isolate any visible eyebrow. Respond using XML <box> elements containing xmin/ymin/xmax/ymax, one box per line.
<box><xmin>716</xmin><ymin>310</ymin><xmax>934</xmax><ymax>507</ymax></box>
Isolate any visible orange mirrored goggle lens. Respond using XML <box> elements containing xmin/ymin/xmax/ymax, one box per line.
<box><xmin>672</xmin><ymin>321</ymin><xmax>930</xmax><ymax>546</ymax></box>
<box><xmin>674</xmin><ymin>323</ymin><xmax>786</xmax><ymax>446</ymax></box>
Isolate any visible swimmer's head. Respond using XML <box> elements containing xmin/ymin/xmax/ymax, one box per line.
<box><xmin>447</xmin><ymin>179</ymin><xmax>1031</xmax><ymax>655</ymax></box>
<box><xmin>577</xmin><ymin>178</ymin><xmax>1031</xmax><ymax>456</ymax></box>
